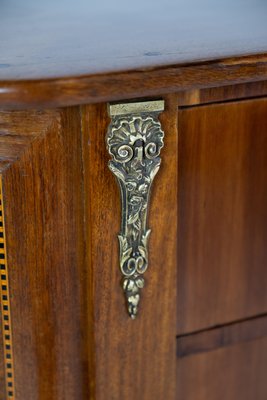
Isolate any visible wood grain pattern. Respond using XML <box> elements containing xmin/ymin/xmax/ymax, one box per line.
<box><xmin>0</xmin><ymin>1</ymin><xmax>267</xmax><ymax>109</ymax></box>
<box><xmin>1</xmin><ymin>108</ymin><xmax>89</xmax><ymax>399</ymax></box>
<box><xmin>177</xmin><ymin>97</ymin><xmax>267</xmax><ymax>335</ymax></box>
<box><xmin>177</xmin><ymin>314</ymin><xmax>267</xmax><ymax>358</ymax></box>
<box><xmin>178</xmin><ymin>80</ymin><xmax>267</xmax><ymax>107</ymax></box>
<box><xmin>177</xmin><ymin>317</ymin><xmax>267</xmax><ymax>400</ymax></box>
<box><xmin>1</xmin><ymin>0</ymin><xmax>267</xmax><ymax>81</ymax></box>
<box><xmin>1</xmin><ymin>54</ymin><xmax>267</xmax><ymax>110</ymax></box>
<box><xmin>0</xmin><ymin>110</ymin><xmax>59</xmax><ymax>172</ymax></box>
<box><xmin>81</xmin><ymin>95</ymin><xmax>177</xmax><ymax>400</ymax></box>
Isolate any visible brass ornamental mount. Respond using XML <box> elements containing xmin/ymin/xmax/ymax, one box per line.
<box><xmin>107</xmin><ymin>100</ymin><xmax>165</xmax><ymax>319</ymax></box>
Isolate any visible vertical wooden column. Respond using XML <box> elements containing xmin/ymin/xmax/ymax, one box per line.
<box><xmin>0</xmin><ymin>108</ymin><xmax>89</xmax><ymax>400</ymax></box>
<box><xmin>81</xmin><ymin>94</ymin><xmax>178</xmax><ymax>400</ymax></box>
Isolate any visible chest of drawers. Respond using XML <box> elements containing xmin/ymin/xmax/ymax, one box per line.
<box><xmin>0</xmin><ymin>1</ymin><xmax>267</xmax><ymax>399</ymax></box>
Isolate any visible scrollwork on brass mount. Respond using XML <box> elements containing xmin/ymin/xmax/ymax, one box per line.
<box><xmin>107</xmin><ymin>101</ymin><xmax>165</xmax><ymax>319</ymax></box>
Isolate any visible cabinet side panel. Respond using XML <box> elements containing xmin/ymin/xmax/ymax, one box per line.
<box><xmin>81</xmin><ymin>95</ymin><xmax>178</xmax><ymax>400</ymax></box>
<box><xmin>2</xmin><ymin>108</ymin><xmax>88</xmax><ymax>399</ymax></box>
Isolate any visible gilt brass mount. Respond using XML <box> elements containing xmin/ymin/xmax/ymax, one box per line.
<box><xmin>107</xmin><ymin>100</ymin><xmax>165</xmax><ymax>318</ymax></box>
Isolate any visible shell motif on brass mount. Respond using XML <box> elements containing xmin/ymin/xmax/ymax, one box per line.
<box><xmin>107</xmin><ymin>101</ymin><xmax>165</xmax><ymax>318</ymax></box>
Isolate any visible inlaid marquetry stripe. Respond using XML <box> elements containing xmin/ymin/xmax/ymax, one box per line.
<box><xmin>0</xmin><ymin>176</ymin><xmax>15</xmax><ymax>399</ymax></box>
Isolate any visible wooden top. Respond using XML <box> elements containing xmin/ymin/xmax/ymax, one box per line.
<box><xmin>0</xmin><ymin>0</ymin><xmax>267</xmax><ymax>108</ymax></box>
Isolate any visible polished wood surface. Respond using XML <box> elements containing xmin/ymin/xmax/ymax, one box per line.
<box><xmin>178</xmin><ymin>80</ymin><xmax>267</xmax><ymax>107</ymax></box>
<box><xmin>0</xmin><ymin>110</ymin><xmax>60</xmax><ymax>172</ymax></box>
<box><xmin>177</xmin><ymin>315</ymin><xmax>267</xmax><ymax>358</ymax></box>
<box><xmin>177</xmin><ymin>97</ymin><xmax>267</xmax><ymax>335</ymax></box>
<box><xmin>0</xmin><ymin>0</ymin><xmax>267</xmax><ymax>393</ymax></box>
<box><xmin>1</xmin><ymin>108</ymin><xmax>88</xmax><ymax>399</ymax></box>
<box><xmin>81</xmin><ymin>95</ymin><xmax>177</xmax><ymax>400</ymax></box>
<box><xmin>1</xmin><ymin>54</ymin><xmax>267</xmax><ymax>110</ymax></box>
<box><xmin>0</xmin><ymin>89</ymin><xmax>266</xmax><ymax>399</ymax></box>
<box><xmin>0</xmin><ymin>0</ymin><xmax>267</xmax><ymax>109</ymax></box>
<box><xmin>1</xmin><ymin>5</ymin><xmax>267</xmax><ymax>392</ymax></box>
<box><xmin>177</xmin><ymin>316</ymin><xmax>267</xmax><ymax>400</ymax></box>
<box><xmin>1</xmin><ymin>0</ymin><xmax>267</xmax><ymax>80</ymax></box>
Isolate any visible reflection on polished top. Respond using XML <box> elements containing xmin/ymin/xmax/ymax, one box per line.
<box><xmin>0</xmin><ymin>0</ymin><xmax>267</xmax><ymax>80</ymax></box>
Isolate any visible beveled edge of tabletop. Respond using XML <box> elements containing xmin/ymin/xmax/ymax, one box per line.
<box><xmin>0</xmin><ymin>52</ymin><xmax>267</xmax><ymax>110</ymax></box>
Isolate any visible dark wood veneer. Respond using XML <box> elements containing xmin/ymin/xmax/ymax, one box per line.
<box><xmin>1</xmin><ymin>0</ymin><xmax>267</xmax><ymax>80</ymax></box>
<box><xmin>178</xmin><ymin>81</ymin><xmax>267</xmax><ymax>107</ymax></box>
<box><xmin>177</xmin><ymin>315</ymin><xmax>267</xmax><ymax>358</ymax></box>
<box><xmin>0</xmin><ymin>2</ymin><xmax>267</xmax><ymax>397</ymax></box>
<box><xmin>1</xmin><ymin>55</ymin><xmax>267</xmax><ymax>110</ymax></box>
<box><xmin>1</xmin><ymin>0</ymin><xmax>267</xmax><ymax>109</ymax></box>
<box><xmin>81</xmin><ymin>95</ymin><xmax>177</xmax><ymax>400</ymax></box>
<box><xmin>178</xmin><ymin>97</ymin><xmax>267</xmax><ymax>335</ymax></box>
<box><xmin>1</xmin><ymin>108</ymin><xmax>89</xmax><ymax>399</ymax></box>
<box><xmin>177</xmin><ymin>316</ymin><xmax>267</xmax><ymax>400</ymax></box>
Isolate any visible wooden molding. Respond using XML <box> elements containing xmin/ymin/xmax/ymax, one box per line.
<box><xmin>0</xmin><ymin>110</ymin><xmax>62</xmax><ymax>172</ymax></box>
<box><xmin>0</xmin><ymin>54</ymin><xmax>267</xmax><ymax>110</ymax></box>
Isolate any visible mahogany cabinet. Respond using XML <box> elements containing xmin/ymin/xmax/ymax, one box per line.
<box><xmin>0</xmin><ymin>1</ymin><xmax>267</xmax><ymax>399</ymax></box>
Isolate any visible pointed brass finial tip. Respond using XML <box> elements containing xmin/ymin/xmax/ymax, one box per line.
<box><xmin>128</xmin><ymin>302</ymin><xmax>138</xmax><ymax>319</ymax></box>
<box><xmin>108</xmin><ymin>101</ymin><xmax>164</xmax><ymax>319</ymax></box>
<box><xmin>123</xmin><ymin>277</ymin><xmax>143</xmax><ymax>319</ymax></box>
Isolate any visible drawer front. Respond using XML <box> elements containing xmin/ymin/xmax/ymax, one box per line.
<box><xmin>178</xmin><ymin>98</ymin><xmax>267</xmax><ymax>334</ymax></box>
<box><xmin>177</xmin><ymin>316</ymin><xmax>267</xmax><ymax>400</ymax></box>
